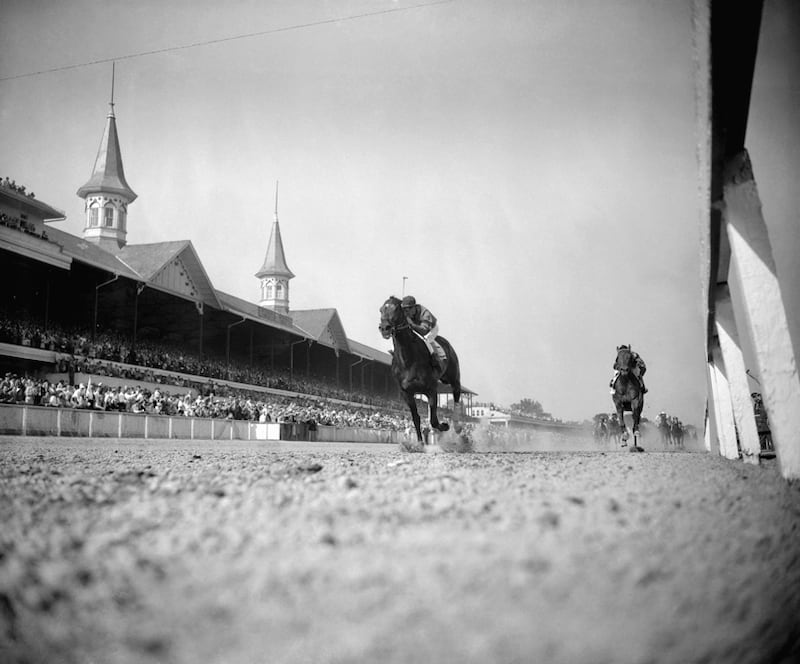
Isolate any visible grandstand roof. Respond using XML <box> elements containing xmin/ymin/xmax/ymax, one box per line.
<box><xmin>45</xmin><ymin>226</ymin><xmax>141</xmax><ymax>278</ymax></box>
<box><xmin>76</xmin><ymin>106</ymin><xmax>137</xmax><ymax>202</ymax></box>
<box><xmin>215</xmin><ymin>291</ymin><xmax>305</xmax><ymax>336</ymax></box>
<box><xmin>1</xmin><ymin>186</ymin><xmax>66</xmax><ymax>221</ymax></box>
<box><xmin>292</xmin><ymin>308</ymin><xmax>351</xmax><ymax>355</ymax></box>
<box><xmin>118</xmin><ymin>241</ymin><xmax>220</xmax><ymax>308</ymax></box>
<box><xmin>5</xmin><ymin>207</ymin><xmax>405</xmax><ymax>373</ymax></box>
<box><xmin>117</xmin><ymin>241</ymin><xmax>188</xmax><ymax>280</ymax></box>
<box><xmin>346</xmin><ymin>338</ymin><xmax>391</xmax><ymax>363</ymax></box>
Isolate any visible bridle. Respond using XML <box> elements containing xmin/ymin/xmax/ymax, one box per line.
<box><xmin>615</xmin><ymin>348</ymin><xmax>634</xmax><ymax>373</ymax></box>
<box><xmin>379</xmin><ymin>300</ymin><xmax>410</xmax><ymax>338</ymax></box>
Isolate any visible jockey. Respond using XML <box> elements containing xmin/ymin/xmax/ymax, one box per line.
<box><xmin>401</xmin><ymin>295</ymin><xmax>443</xmax><ymax>370</ymax></box>
<box><xmin>609</xmin><ymin>344</ymin><xmax>648</xmax><ymax>394</ymax></box>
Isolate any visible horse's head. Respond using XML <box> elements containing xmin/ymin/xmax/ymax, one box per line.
<box><xmin>378</xmin><ymin>296</ymin><xmax>405</xmax><ymax>339</ymax></box>
<box><xmin>614</xmin><ymin>345</ymin><xmax>634</xmax><ymax>373</ymax></box>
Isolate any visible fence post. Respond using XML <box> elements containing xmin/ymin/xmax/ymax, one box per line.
<box><xmin>21</xmin><ymin>406</ymin><xmax>27</xmax><ymax>436</ymax></box>
<box><xmin>57</xmin><ymin>408</ymin><xmax>62</xmax><ymax>437</ymax></box>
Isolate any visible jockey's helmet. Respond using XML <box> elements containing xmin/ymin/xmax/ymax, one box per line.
<box><xmin>617</xmin><ymin>344</ymin><xmax>630</xmax><ymax>350</ymax></box>
<box><xmin>401</xmin><ymin>295</ymin><xmax>416</xmax><ymax>309</ymax></box>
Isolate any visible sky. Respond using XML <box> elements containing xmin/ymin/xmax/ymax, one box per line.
<box><xmin>0</xmin><ymin>0</ymin><xmax>709</xmax><ymax>424</ymax></box>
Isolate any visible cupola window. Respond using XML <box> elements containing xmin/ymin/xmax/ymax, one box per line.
<box><xmin>104</xmin><ymin>206</ymin><xmax>114</xmax><ymax>227</ymax></box>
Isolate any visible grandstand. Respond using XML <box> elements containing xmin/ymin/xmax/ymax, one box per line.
<box><xmin>0</xmin><ymin>93</ymin><xmax>473</xmax><ymax>431</ymax></box>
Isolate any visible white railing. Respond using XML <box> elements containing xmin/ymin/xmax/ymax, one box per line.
<box><xmin>0</xmin><ymin>403</ymin><xmax>410</xmax><ymax>444</ymax></box>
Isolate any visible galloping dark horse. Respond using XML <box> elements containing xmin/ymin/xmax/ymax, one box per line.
<box><xmin>379</xmin><ymin>296</ymin><xmax>461</xmax><ymax>447</ymax></box>
<box><xmin>611</xmin><ymin>345</ymin><xmax>644</xmax><ymax>450</ymax></box>
<box><xmin>656</xmin><ymin>412</ymin><xmax>672</xmax><ymax>448</ymax></box>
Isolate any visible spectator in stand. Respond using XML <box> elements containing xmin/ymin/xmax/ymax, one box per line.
<box><xmin>0</xmin><ymin>309</ymin><xmax>416</xmax><ymax>429</ymax></box>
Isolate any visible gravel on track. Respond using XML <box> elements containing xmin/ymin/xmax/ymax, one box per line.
<box><xmin>1</xmin><ymin>436</ymin><xmax>799</xmax><ymax>664</ymax></box>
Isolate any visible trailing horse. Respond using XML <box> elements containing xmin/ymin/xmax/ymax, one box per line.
<box><xmin>656</xmin><ymin>412</ymin><xmax>672</xmax><ymax>448</ymax></box>
<box><xmin>611</xmin><ymin>345</ymin><xmax>645</xmax><ymax>451</ymax></box>
<box><xmin>607</xmin><ymin>416</ymin><xmax>623</xmax><ymax>446</ymax></box>
<box><xmin>379</xmin><ymin>296</ymin><xmax>462</xmax><ymax>450</ymax></box>
<box><xmin>669</xmin><ymin>417</ymin><xmax>685</xmax><ymax>449</ymax></box>
<box><xmin>592</xmin><ymin>414</ymin><xmax>610</xmax><ymax>444</ymax></box>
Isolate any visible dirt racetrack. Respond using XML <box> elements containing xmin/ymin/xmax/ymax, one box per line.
<box><xmin>1</xmin><ymin>433</ymin><xmax>799</xmax><ymax>664</ymax></box>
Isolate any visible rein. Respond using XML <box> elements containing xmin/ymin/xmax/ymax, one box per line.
<box><xmin>388</xmin><ymin>319</ymin><xmax>410</xmax><ymax>333</ymax></box>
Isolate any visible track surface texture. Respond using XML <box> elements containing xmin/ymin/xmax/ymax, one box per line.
<box><xmin>1</xmin><ymin>436</ymin><xmax>799</xmax><ymax>664</ymax></box>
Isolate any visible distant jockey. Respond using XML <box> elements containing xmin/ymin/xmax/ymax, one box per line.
<box><xmin>401</xmin><ymin>295</ymin><xmax>445</xmax><ymax>371</ymax></box>
<box><xmin>610</xmin><ymin>344</ymin><xmax>648</xmax><ymax>394</ymax></box>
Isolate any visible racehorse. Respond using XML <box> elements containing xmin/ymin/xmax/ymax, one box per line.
<box><xmin>379</xmin><ymin>296</ymin><xmax>462</xmax><ymax>450</ymax></box>
<box><xmin>593</xmin><ymin>416</ymin><xmax>610</xmax><ymax>444</ymax></box>
<box><xmin>611</xmin><ymin>345</ymin><xmax>644</xmax><ymax>451</ymax></box>
<box><xmin>607</xmin><ymin>415</ymin><xmax>622</xmax><ymax>446</ymax></box>
<box><xmin>656</xmin><ymin>413</ymin><xmax>672</xmax><ymax>448</ymax></box>
<box><xmin>669</xmin><ymin>417</ymin><xmax>684</xmax><ymax>449</ymax></box>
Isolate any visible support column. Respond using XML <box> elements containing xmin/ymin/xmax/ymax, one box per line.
<box><xmin>723</xmin><ymin>150</ymin><xmax>800</xmax><ymax>479</ymax></box>
<box><xmin>704</xmin><ymin>375</ymin><xmax>719</xmax><ymax>455</ymax></box>
<box><xmin>708</xmin><ymin>340</ymin><xmax>739</xmax><ymax>460</ymax></box>
<box><xmin>715</xmin><ymin>284</ymin><xmax>760</xmax><ymax>464</ymax></box>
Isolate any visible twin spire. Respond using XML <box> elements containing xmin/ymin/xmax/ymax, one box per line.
<box><xmin>256</xmin><ymin>181</ymin><xmax>295</xmax><ymax>314</ymax></box>
<box><xmin>77</xmin><ymin>66</ymin><xmax>293</xmax><ymax>313</ymax></box>
<box><xmin>77</xmin><ymin>63</ymin><xmax>136</xmax><ymax>252</ymax></box>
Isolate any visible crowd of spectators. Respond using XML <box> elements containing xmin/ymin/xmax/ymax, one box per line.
<box><xmin>0</xmin><ymin>372</ymin><xmax>414</xmax><ymax>431</ymax></box>
<box><xmin>0</xmin><ymin>310</ymin><xmax>419</xmax><ymax>432</ymax></box>
<box><xmin>0</xmin><ymin>212</ymin><xmax>49</xmax><ymax>241</ymax></box>
<box><xmin>0</xmin><ymin>311</ymin><xmax>401</xmax><ymax>410</ymax></box>
<box><xmin>1</xmin><ymin>177</ymin><xmax>50</xmax><ymax>240</ymax></box>
<box><xmin>2</xmin><ymin>176</ymin><xmax>36</xmax><ymax>198</ymax></box>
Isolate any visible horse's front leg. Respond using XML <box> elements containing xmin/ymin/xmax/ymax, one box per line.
<box><xmin>631</xmin><ymin>401</ymin><xmax>644</xmax><ymax>451</ymax></box>
<box><xmin>428</xmin><ymin>390</ymin><xmax>449</xmax><ymax>433</ymax></box>
<box><xmin>615</xmin><ymin>405</ymin><xmax>629</xmax><ymax>445</ymax></box>
<box><xmin>403</xmin><ymin>391</ymin><xmax>423</xmax><ymax>445</ymax></box>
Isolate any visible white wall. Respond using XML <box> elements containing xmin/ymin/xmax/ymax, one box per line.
<box><xmin>747</xmin><ymin>0</ymin><xmax>800</xmax><ymax>361</ymax></box>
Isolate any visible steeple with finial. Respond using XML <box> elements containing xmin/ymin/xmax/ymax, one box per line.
<box><xmin>256</xmin><ymin>181</ymin><xmax>295</xmax><ymax>314</ymax></box>
<box><xmin>77</xmin><ymin>63</ymin><xmax>137</xmax><ymax>252</ymax></box>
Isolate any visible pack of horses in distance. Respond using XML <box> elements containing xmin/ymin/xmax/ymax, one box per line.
<box><xmin>593</xmin><ymin>412</ymin><xmax>695</xmax><ymax>449</ymax></box>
